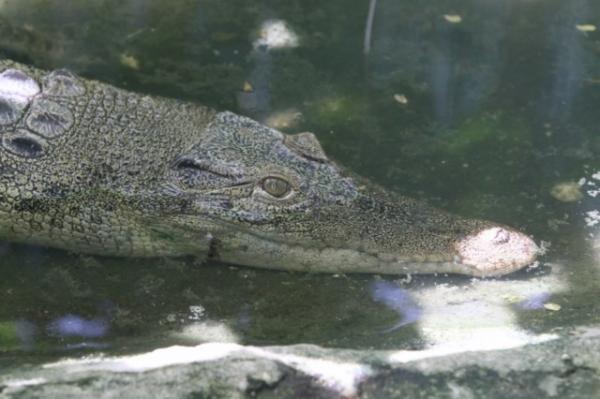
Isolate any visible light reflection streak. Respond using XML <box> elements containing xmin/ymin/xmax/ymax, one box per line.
<box><xmin>385</xmin><ymin>265</ymin><xmax>569</xmax><ymax>363</ymax></box>
<box><xmin>370</xmin><ymin>280</ymin><xmax>422</xmax><ymax>331</ymax></box>
<box><xmin>48</xmin><ymin>314</ymin><xmax>109</xmax><ymax>339</ymax></box>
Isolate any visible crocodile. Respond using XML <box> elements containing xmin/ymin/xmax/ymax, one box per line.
<box><xmin>0</xmin><ymin>59</ymin><xmax>540</xmax><ymax>277</ymax></box>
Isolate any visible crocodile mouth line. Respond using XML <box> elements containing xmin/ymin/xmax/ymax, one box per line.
<box><xmin>209</xmin><ymin>221</ymin><xmax>540</xmax><ymax>277</ymax></box>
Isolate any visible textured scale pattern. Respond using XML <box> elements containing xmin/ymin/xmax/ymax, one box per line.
<box><xmin>0</xmin><ymin>60</ymin><xmax>539</xmax><ymax>276</ymax></box>
<box><xmin>0</xmin><ymin>60</ymin><xmax>215</xmax><ymax>256</ymax></box>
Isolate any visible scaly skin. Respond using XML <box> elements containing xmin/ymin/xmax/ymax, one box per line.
<box><xmin>0</xmin><ymin>60</ymin><xmax>539</xmax><ymax>276</ymax></box>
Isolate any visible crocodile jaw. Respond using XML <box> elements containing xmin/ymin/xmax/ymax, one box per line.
<box><xmin>216</xmin><ymin>227</ymin><xmax>540</xmax><ymax>277</ymax></box>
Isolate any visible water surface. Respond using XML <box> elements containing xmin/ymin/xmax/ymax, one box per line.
<box><xmin>0</xmin><ymin>0</ymin><xmax>598</xmax><ymax>364</ymax></box>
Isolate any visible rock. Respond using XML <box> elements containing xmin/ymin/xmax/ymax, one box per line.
<box><xmin>2</xmin><ymin>329</ymin><xmax>600</xmax><ymax>398</ymax></box>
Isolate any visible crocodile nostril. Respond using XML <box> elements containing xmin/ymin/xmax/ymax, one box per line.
<box><xmin>455</xmin><ymin>226</ymin><xmax>539</xmax><ymax>276</ymax></box>
<box><xmin>493</xmin><ymin>228</ymin><xmax>510</xmax><ymax>245</ymax></box>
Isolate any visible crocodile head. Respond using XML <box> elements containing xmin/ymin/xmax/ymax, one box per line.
<box><xmin>167</xmin><ymin>112</ymin><xmax>539</xmax><ymax>277</ymax></box>
<box><xmin>0</xmin><ymin>60</ymin><xmax>539</xmax><ymax>277</ymax></box>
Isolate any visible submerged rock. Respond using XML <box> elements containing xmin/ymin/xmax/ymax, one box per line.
<box><xmin>550</xmin><ymin>181</ymin><xmax>584</xmax><ymax>202</ymax></box>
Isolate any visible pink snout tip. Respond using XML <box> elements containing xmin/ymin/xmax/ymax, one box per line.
<box><xmin>455</xmin><ymin>227</ymin><xmax>540</xmax><ymax>277</ymax></box>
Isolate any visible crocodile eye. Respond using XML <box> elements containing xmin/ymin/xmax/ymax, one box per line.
<box><xmin>260</xmin><ymin>176</ymin><xmax>291</xmax><ymax>198</ymax></box>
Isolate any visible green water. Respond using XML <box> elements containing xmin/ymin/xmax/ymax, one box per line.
<box><xmin>0</xmin><ymin>0</ymin><xmax>599</xmax><ymax>364</ymax></box>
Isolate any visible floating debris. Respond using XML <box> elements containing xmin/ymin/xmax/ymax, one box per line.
<box><xmin>393</xmin><ymin>94</ymin><xmax>408</xmax><ymax>105</ymax></box>
<box><xmin>242</xmin><ymin>81</ymin><xmax>253</xmax><ymax>92</ymax></box>
<box><xmin>264</xmin><ymin>109</ymin><xmax>303</xmax><ymax>130</ymax></box>
<box><xmin>585</xmin><ymin>210</ymin><xmax>600</xmax><ymax>227</ymax></box>
<box><xmin>188</xmin><ymin>305</ymin><xmax>206</xmax><ymax>321</ymax></box>
<box><xmin>585</xmin><ymin>172</ymin><xmax>600</xmax><ymax>198</ymax></box>
<box><xmin>165</xmin><ymin>313</ymin><xmax>177</xmax><ymax>323</ymax></box>
<box><xmin>543</xmin><ymin>303</ymin><xmax>561</xmax><ymax>311</ymax></box>
<box><xmin>254</xmin><ymin>20</ymin><xmax>299</xmax><ymax>50</ymax></box>
<box><xmin>119</xmin><ymin>53</ymin><xmax>140</xmax><ymax>70</ymax></box>
<box><xmin>576</xmin><ymin>24</ymin><xmax>597</xmax><ymax>33</ymax></box>
<box><xmin>550</xmin><ymin>181</ymin><xmax>584</xmax><ymax>202</ymax></box>
<box><xmin>443</xmin><ymin>14</ymin><xmax>463</xmax><ymax>24</ymax></box>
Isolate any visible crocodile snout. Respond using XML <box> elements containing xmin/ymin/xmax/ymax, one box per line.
<box><xmin>455</xmin><ymin>227</ymin><xmax>540</xmax><ymax>277</ymax></box>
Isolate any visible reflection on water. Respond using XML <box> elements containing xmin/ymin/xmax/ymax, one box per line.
<box><xmin>388</xmin><ymin>264</ymin><xmax>567</xmax><ymax>362</ymax></box>
<box><xmin>516</xmin><ymin>292</ymin><xmax>552</xmax><ymax>310</ymax></box>
<box><xmin>12</xmin><ymin>320</ymin><xmax>36</xmax><ymax>350</ymax></box>
<box><xmin>6</xmin><ymin>315</ymin><xmax>111</xmax><ymax>352</ymax></box>
<box><xmin>0</xmin><ymin>0</ymin><xmax>598</xmax><ymax>367</ymax></box>
<box><xmin>547</xmin><ymin>0</ymin><xmax>588</xmax><ymax>122</ymax></box>
<box><xmin>369</xmin><ymin>281</ymin><xmax>422</xmax><ymax>332</ymax></box>
<box><xmin>48</xmin><ymin>315</ymin><xmax>109</xmax><ymax>339</ymax></box>
<box><xmin>237</xmin><ymin>20</ymin><xmax>299</xmax><ymax>120</ymax></box>
<box><xmin>236</xmin><ymin>46</ymin><xmax>272</xmax><ymax>119</ymax></box>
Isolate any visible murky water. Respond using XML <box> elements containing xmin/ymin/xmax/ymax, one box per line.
<box><xmin>0</xmin><ymin>0</ymin><xmax>598</xmax><ymax>367</ymax></box>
